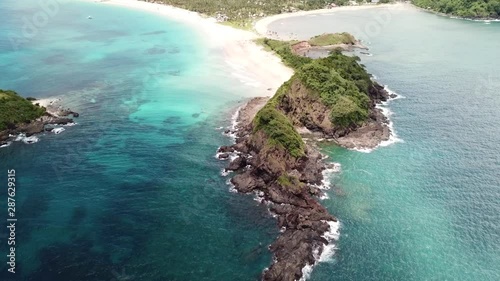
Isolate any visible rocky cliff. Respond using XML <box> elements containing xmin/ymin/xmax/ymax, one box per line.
<box><xmin>217</xmin><ymin>48</ymin><xmax>395</xmax><ymax>280</ymax></box>
<box><xmin>218</xmin><ymin>98</ymin><xmax>336</xmax><ymax>280</ymax></box>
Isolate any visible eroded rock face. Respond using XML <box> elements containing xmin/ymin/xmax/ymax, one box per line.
<box><xmin>277</xmin><ymin>78</ymin><xmax>392</xmax><ymax>150</ymax></box>
<box><xmin>217</xmin><ymin>74</ymin><xmax>393</xmax><ymax>280</ymax></box>
<box><xmin>218</xmin><ymin>115</ymin><xmax>336</xmax><ymax>281</ymax></box>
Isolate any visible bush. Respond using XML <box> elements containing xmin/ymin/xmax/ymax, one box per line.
<box><xmin>0</xmin><ymin>90</ymin><xmax>46</xmax><ymax>131</ymax></box>
<box><xmin>413</xmin><ymin>0</ymin><xmax>500</xmax><ymax>18</ymax></box>
<box><xmin>308</xmin><ymin>32</ymin><xmax>357</xmax><ymax>46</ymax></box>
<box><xmin>253</xmin><ymin>95</ymin><xmax>305</xmax><ymax>158</ymax></box>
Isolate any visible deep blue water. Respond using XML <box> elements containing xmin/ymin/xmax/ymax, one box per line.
<box><xmin>0</xmin><ymin>1</ymin><xmax>277</xmax><ymax>280</ymax></box>
<box><xmin>1</xmin><ymin>1</ymin><xmax>500</xmax><ymax>281</ymax></box>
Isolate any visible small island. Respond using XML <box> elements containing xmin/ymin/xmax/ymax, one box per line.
<box><xmin>0</xmin><ymin>89</ymin><xmax>78</xmax><ymax>147</ymax></box>
<box><xmin>218</xmin><ymin>33</ymin><xmax>394</xmax><ymax>280</ymax></box>
<box><xmin>258</xmin><ymin>32</ymin><xmax>368</xmax><ymax>59</ymax></box>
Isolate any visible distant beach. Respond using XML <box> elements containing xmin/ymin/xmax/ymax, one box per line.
<box><xmin>255</xmin><ymin>2</ymin><xmax>409</xmax><ymax>39</ymax></box>
<box><xmin>85</xmin><ymin>0</ymin><xmax>294</xmax><ymax>93</ymax></box>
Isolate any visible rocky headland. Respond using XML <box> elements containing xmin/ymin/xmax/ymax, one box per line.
<box><xmin>217</xmin><ymin>39</ymin><xmax>396</xmax><ymax>281</ymax></box>
<box><xmin>0</xmin><ymin>91</ymin><xmax>78</xmax><ymax>147</ymax></box>
<box><xmin>290</xmin><ymin>33</ymin><xmax>368</xmax><ymax>58</ymax></box>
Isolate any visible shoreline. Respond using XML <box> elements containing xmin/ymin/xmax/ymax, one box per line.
<box><xmin>88</xmin><ymin>0</ymin><xmax>400</xmax><ymax>152</ymax></box>
<box><xmin>254</xmin><ymin>3</ymin><xmax>407</xmax><ymax>38</ymax></box>
<box><xmin>410</xmin><ymin>3</ymin><xmax>500</xmax><ymax>22</ymax></box>
<box><xmin>85</xmin><ymin>0</ymin><xmax>294</xmax><ymax>94</ymax></box>
<box><xmin>0</xmin><ymin>97</ymin><xmax>78</xmax><ymax>147</ymax></box>
<box><xmin>84</xmin><ymin>1</ymin><xmax>401</xmax><ymax>279</ymax></box>
<box><xmin>217</xmin><ymin>98</ymin><xmax>340</xmax><ymax>281</ymax></box>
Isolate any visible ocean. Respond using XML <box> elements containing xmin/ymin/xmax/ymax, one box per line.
<box><xmin>0</xmin><ymin>1</ymin><xmax>276</xmax><ymax>280</ymax></box>
<box><xmin>268</xmin><ymin>5</ymin><xmax>500</xmax><ymax>281</ymax></box>
<box><xmin>0</xmin><ymin>1</ymin><xmax>499</xmax><ymax>281</ymax></box>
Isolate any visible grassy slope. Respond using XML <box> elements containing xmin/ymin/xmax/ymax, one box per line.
<box><xmin>0</xmin><ymin>90</ymin><xmax>46</xmax><ymax>131</ymax></box>
<box><xmin>308</xmin><ymin>32</ymin><xmax>357</xmax><ymax>46</ymax></box>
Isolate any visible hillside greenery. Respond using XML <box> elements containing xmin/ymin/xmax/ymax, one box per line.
<box><xmin>254</xmin><ymin>38</ymin><xmax>312</xmax><ymax>69</ymax></box>
<box><xmin>259</xmin><ymin>38</ymin><xmax>372</xmax><ymax>127</ymax></box>
<box><xmin>308</xmin><ymin>32</ymin><xmax>357</xmax><ymax>46</ymax></box>
<box><xmin>413</xmin><ymin>0</ymin><xmax>500</xmax><ymax>18</ymax></box>
<box><xmin>253</xmin><ymin>81</ymin><xmax>306</xmax><ymax>158</ymax></box>
<box><xmin>0</xmin><ymin>90</ymin><xmax>46</xmax><ymax>131</ymax></box>
<box><xmin>252</xmin><ymin>37</ymin><xmax>376</xmax><ymax>156</ymax></box>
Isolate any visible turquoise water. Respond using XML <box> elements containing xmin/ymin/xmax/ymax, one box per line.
<box><xmin>0</xmin><ymin>1</ymin><xmax>276</xmax><ymax>280</ymax></box>
<box><xmin>269</xmin><ymin>6</ymin><xmax>500</xmax><ymax>281</ymax></box>
<box><xmin>1</xmin><ymin>1</ymin><xmax>500</xmax><ymax>281</ymax></box>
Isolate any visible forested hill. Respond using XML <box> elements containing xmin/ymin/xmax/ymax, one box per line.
<box><xmin>413</xmin><ymin>0</ymin><xmax>500</xmax><ymax>19</ymax></box>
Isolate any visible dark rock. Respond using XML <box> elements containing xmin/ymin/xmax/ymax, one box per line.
<box><xmin>218</xmin><ymin>153</ymin><xmax>229</xmax><ymax>160</ymax></box>
<box><xmin>218</xmin><ymin>115</ymin><xmax>337</xmax><ymax>281</ymax></box>
<box><xmin>46</xmin><ymin>118</ymin><xmax>73</xmax><ymax>125</ymax></box>
<box><xmin>227</xmin><ymin>156</ymin><xmax>246</xmax><ymax>171</ymax></box>
<box><xmin>217</xmin><ymin>146</ymin><xmax>234</xmax><ymax>153</ymax></box>
<box><xmin>216</xmin><ymin>69</ymin><xmax>392</xmax><ymax>279</ymax></box>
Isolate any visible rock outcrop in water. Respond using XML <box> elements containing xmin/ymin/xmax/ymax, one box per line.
<box><xmin>0</xmin><ymin>91</ymin><xmax>78</xmax><ymax>146</ymax></box>
<box><xmin>218</xmin><ymin>44</ymin><xmax>395</xmax><ymax>280</ymax></box>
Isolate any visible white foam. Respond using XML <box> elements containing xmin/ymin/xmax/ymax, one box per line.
<box><xmin>14</xmin><ymin>134</ymin><xmax>25</xmax><ymax>142</ymax></box>
<box><xmin>226</xmin><ymin>178</ymin><xmax>237</xmax><ymax>193</ymax></box>
<box><xmin>214</xmin><ymin>149</ymin><xmax>239</xmax><ymax>161</ymax></box>
<box><xmin>352</xmin><ymin>147</ymin><xmax>374</xmax><ymax>153</ymax></box>
<box><xmin>351</xmin><ymin>85</ymin><xmax>404</xmax><ymax>153</ymax></box>
<box><xmin>297</xmin><ymin>220</ymin><xmax>341</xmax><ymax>280</ymax></box>
<box><xmin>220</xmin><ymin>169</ymin><xmax>232</xmax><ymax>177</ymax></box>
<box><xmin>376</xmin><ymin>102</ymin><xmax>403</xmax><ymax>148</ymax></box>
<box><xmin>252</xmin><ymin>190</ymin><xmax>266</xmax><ymax>203</ymax></box>
<box><xmin>223</xmin><ymin>106</ymin><xmax>242</xmax><ymax>141</ymax></box>
<box><xmin>319</xmin><ymin>220</ymin><xmax>340</xmax><ymax>262</ymax></box>
<box><xmin>313</xmin><ymin>164</ymin><xmax>341</xmax><ymax>200</ymax></box>
<box><xmin>0</xmin><ymin>142</ymin><xmax>12</xmax><ymax>148</ymax></box>
<box><xmin>63</xmin><ymin>122</ymin><xmax>77</xmax><ymax>127</ymax></box>
<box><xmin>298</xmin><ymin>264</ymin><xmax>314</xmax><ymax>281</ymax></box>
<box><xmin>12</xmin><ymin>133</ymin><xmax>39</xmax><ymax>144</ymax></box>
<box><xmin>229</xmin><ymin>153</ymin><xmax>240</xmax><ymax>162</ymax></box>
<box><xmin>52</xmin><ymin>127</ymin><xmax>65</xmax><ymax>134</ymax></box>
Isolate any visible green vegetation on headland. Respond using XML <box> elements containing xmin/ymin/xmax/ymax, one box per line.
<box><xmin>253</xmin><ymin>82</ymin><xmax>306</xmax><ymax>158</ymax></box>
<box><xmin>308</xmin><ymin>32</ymin><xmax>357</xmax><ymax>46</ymax></box>
<box><xmin>253</xmin><ymin>36</ymin><xmax>376</xmax><ymax>157</ymax></box>
<box><xmin>254</xmin><ymin>38</ymin><xmax>311</xmax><ymax>69</ymax></box>
<box><xmin>0</xmin><ymin>90</ymin><xmax>46</xmax><ymax>131</ymax></box>
<box><xmin>413</xmin><ymin>0</ymin><xmax>500</xmax><ymax>18</ymax></box>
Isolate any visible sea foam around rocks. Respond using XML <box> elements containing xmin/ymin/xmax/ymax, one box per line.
<box><xmin>353</xmin><ymin>86</ymin><xmax>404</xmax><ymax>153</ymax></box>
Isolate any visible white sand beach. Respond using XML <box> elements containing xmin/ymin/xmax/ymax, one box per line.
<box><xmin>85</xmin><ymin>1</ymin><xmax>408</xmax><ymax>95</ymax></box>
<box><xmin>86</xmin><ymin>0</ymin><xmax>294</xmax><ymax>93</ymax></box>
